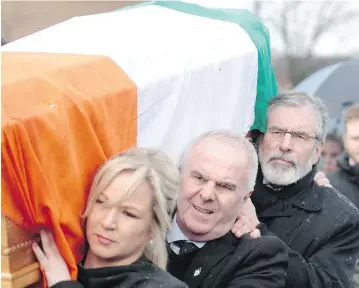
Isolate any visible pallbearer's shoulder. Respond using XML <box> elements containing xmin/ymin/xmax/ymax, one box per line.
<box><xmin>143</xmin><ymin>263</ymin><xmax>188</xmax><ymax>288</ymax></box>
<box><xmin>233</xmin><ymin>233</ymin><xmax>288</xmax><ymax>257</ymax></box>
<box><xmin>314</xmin><ymin>184</ymin><xmax>359</xmax><ymax>217</ymax></box>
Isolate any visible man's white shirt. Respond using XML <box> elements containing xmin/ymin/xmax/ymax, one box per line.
<box><xmin>166</xmin><ymin>214</ymin><xmax>206</xmax><ymax>255</ymax></box>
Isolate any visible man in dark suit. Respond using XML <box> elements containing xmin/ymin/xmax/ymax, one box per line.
<box><xmin>232</xmin><ymin>92</ymin><xmax>359</xmax><ymax>288</ymax></box>
<box><xmin>166</xmin><ymin>131</ymin><xmax>289</xmax><ymax>288</ymax></box>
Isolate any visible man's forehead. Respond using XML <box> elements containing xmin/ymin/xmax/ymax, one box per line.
<box><xmin>187</xmin><ymin>141</ymin><xmax>247</xmax><ymax>180</ymax></box>
<box><xmin>268</xmin><ymin>105</ymin><xmax>318</xmax><ymax>131</ymax></box>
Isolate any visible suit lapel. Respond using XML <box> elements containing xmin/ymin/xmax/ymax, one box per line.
<box><xmin>184</xmin><ymin>233</ymin><xmax>236</xmax><ymax>288</ymax></box>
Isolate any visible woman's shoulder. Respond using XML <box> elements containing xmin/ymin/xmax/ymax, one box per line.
<box><xmin>77</xmin><ymin>258</ymin><xmax>187</xmax><ymax>288</ymax></box>
<box><xmin>139</xmin><ymin>261</ymin><xmax>188</xmax><ymax>288</ymax></box>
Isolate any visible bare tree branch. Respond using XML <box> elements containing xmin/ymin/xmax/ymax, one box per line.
<box><xmin>253</xmin><ymin>1</ymin><xmax>359</xmax><ymax>84</ymax></box>
<box><xmin>308</xmin><ymin>9</ymin><xmax>359</xmax><ymax>56</ymax></box>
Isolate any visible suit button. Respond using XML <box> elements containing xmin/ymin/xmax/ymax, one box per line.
<box><xmin>301</xmin><ymin>201</ymin><xmax>305</xmax><ymax>206</ymax></box>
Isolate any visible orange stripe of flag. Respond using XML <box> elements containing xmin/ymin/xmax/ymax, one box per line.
<box><xmin>1</xmin><ymin>52</ymin><xmax>137</xmax><ymax>285</ymax></box>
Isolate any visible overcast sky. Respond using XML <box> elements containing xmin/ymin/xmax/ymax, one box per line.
<box><xmin>184</xmin><ymin>0</ymin><xmax>359</xmax><ymax>57</ymax></box>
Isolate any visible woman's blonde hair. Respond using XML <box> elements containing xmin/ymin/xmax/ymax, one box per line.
<box><xmin>83</xmin><ymin>147</ymin><xmax>179</xmax><ymax>269</ymax></box>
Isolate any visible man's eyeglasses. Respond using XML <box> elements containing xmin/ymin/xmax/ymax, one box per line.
<box><xmin>267</xmin><ymin>127</ymin><xmax>320</xmax><ymax>144</ymax></box>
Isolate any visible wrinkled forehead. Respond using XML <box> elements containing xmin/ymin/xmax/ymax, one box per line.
<box><xmin>186</xmin><ymin>138</ymin><xmax>249</xmax><ymax>181</ymax></box>
<box><xmin>268</xmin><ymin>104</ymin><xmax>319</xmax><ymax>133</ymax></box>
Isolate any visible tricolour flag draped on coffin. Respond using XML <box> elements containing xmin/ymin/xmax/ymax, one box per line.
<box><xmin>1</xmin><ymin>1</ymin><xmax>277</xmax><ymax>284</ymax></box>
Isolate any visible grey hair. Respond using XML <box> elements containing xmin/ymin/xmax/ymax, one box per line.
<box><xmin>83</xmin><ymin>147</ymin><xmax>179</xmax><ymax>270</ymax></box>
<box><xmin>179</xmin><ymin>130</ymin><xmax>258</xmax><ymax>192</ymax></box>
<box><xmin>267</xmin><ymin>91</ymin><xmax>329</xmax><ymax>141</ymax></box>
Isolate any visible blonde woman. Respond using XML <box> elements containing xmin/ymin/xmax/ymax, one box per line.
<box><xmin>32</xmin><ymin>148</ymin><xmax>187</xmax><ymax>288</ymax></box>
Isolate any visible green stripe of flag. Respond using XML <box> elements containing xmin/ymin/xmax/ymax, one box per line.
<box><xmin>112</xmin><ymin>1</ymin><xmax>277</xmax><ymax>132</ymax></box>
<box><xmin>153</xmin><ymin>1</ymin><xmax>277</xmax><ymax>133</ymax></box>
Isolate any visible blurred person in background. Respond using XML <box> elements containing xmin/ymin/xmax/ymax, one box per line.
<box><xmin>320</xmin><ymin>133</ymin><xmax>343</xmax><ymax>173</ymax></box>
<box><xmin>328</xmin><ymin>104</ymin><xmax>359</xmax><ymax>208</ymax></box>
<box><xmin>328</xmin><ymin>104</ymin><xmax>359</xmax><ymax>288</ymax></box>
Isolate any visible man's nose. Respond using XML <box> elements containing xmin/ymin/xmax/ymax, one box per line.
<box><xmin>200</xmin><ymin>181</ymin><xmax>216</xmax><ymax>201</ymax></box>
<box><xmin>101</xmin><ymin>208</ymin><xmax>117</xmax><ymax>229</ymax></box>
<box><xmin>279</xmin><ymin>133</ymin><xmax>293</xmax><ymax>152</ymax></box>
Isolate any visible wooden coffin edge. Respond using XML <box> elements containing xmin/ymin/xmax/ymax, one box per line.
<box><xmin>1</xmin><ymin>216</ymin><xmax>42</xmax><ymax>288</ymax></box>
<box><xmin>1</xmin><ymin>263</ymin><xmax>41</xmax><ymax>288</ymax></box>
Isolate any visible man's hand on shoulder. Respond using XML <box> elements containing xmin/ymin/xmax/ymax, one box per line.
<box><xmin>314</xmin><ymin>171</ymin><xmax>332</xmax><ymax>188</ymax></box>
<box><xmin>232</xmin><ymin>197</ymin><xmax>261</xmax><ymax>239</ymax></box>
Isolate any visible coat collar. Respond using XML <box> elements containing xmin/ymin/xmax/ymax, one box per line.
<box><xmin>337</xmin><ymin>153</ymin><xmax>359</xmax><ymax>183</ymax></box>
<box><xmin>253</xmin><ymin>166</ymin><xmax>324</xmax><ymax>217</ymax></box>
<box><xmin>183</xmin><ymin>232</ymin><xmax>238</xmax><ymax>287</ymax></box>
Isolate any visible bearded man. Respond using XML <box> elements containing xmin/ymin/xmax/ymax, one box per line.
<box><xmin>232</xmin><ymin>92</ymin><xmax>359</xmax><ymax>288</ymax></box>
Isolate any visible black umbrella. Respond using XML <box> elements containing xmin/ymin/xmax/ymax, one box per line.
<box><xmin>295</xmin><ymin>59</ymin><xmax>359</xmax><ymax>118</ymax></box>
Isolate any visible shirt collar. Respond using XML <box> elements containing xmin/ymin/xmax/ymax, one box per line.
<box><xmin>263</xmin><ymin>177</ymin><xmax>283</xmax><ymax>191</ymax></box>
<box><xmin>166</xmin><ymin>214</ymin><xmax>206</xmax><ymax>248</ymax></box>
<box><xmin>349</xmin><ymin>158</ymin><xmax>356</xmax><ymax>167</ymax></box>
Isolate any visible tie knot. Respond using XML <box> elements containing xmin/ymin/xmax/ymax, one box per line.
<box><xmin>174</xmin><ymin>240</ymin><xmax>199</xmax><ymax>255</ymax></box>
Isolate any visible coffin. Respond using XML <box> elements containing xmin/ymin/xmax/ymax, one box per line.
<box><xmin>1</xmin><ymin>52</ymin><xmax>138</xmax><ymax>287</ymax></box>
<box><xmin>1</xmin><ymin>2</ymin><xmax>276</xmax><ymax>287</ymax></box>
<box><xmin>1</xmin><ymin>217</ymin><xmax>41</xmax><ymax>288</ymax></box>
